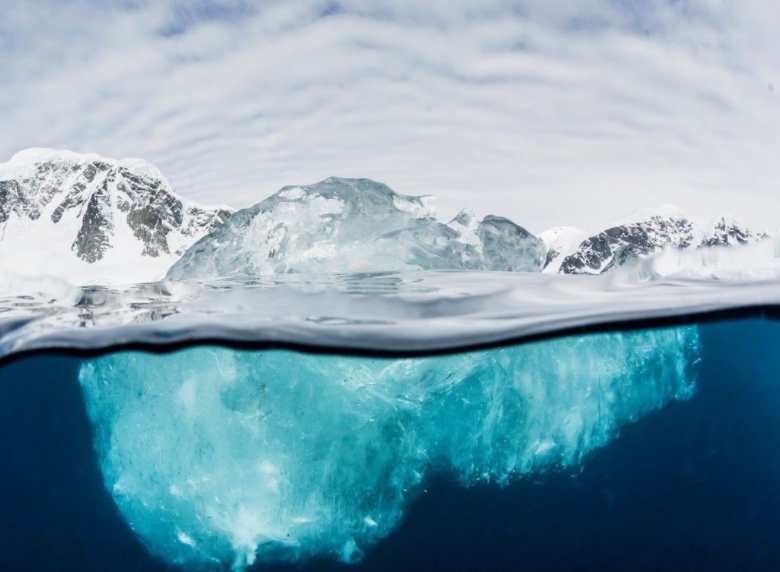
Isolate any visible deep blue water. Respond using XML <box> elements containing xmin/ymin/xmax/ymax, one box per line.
<box><xmin>1</xmin><ymin>319</ymin><xmax>779</xmax><ymax>571</ymax></box>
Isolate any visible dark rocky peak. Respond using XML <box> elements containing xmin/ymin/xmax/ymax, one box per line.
<box><xmin>0</xmin><ymin>148</ymin><xmax>233</xmax><ymax>268</ymax></box>
<box><xmin>556</xmin><ymin>209</ymin><xmax>762</xmax><ymax>275</ymax></box>
<box><xmin>704</xmin><ymin>216</ymin><xmax>760</xmax><ymax>247</ymax></box>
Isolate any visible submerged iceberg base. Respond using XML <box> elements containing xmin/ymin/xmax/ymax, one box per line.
<box><xmin>78</xmin><ymin>327</ymin><xmax>699</xmax><ymax>569</ymax></box>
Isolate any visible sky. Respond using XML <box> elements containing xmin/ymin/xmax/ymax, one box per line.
<box><xmin>0</xmin><ymin>0</ymin><xmax>778</xmax><ymax>233</ymax></box>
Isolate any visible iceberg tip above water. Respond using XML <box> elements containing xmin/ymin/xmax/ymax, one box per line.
<box><xmin>166</xmin><ymin>177</ymin><xmax>547</xmax><ymax>280</ymax></box>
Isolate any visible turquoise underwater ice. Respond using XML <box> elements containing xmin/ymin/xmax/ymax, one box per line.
<box><xmin>79</xmin><ymin>326</ymin><xmax>699</xmax><ymax>570</ymax></box>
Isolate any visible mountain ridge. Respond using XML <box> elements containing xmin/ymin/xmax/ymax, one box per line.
<box><xmin>0</xmin><ymin>149</ymin><xmax>770</xmax><ymax>283</ymax></box>
<box><xmin>541</xmin><ymin>207</ymin><xmax>764</xmax><ymax>274</ymax></box>
<box><xmin>0</xmin><ymin>148</ymin><xmax>232</xmax><ymax>284</ymax></box>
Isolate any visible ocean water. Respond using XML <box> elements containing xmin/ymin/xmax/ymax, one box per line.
<box><xmin>1</xmin><ymin>317</ymin><xmax>779</xmax><ymax>571</ymax></box>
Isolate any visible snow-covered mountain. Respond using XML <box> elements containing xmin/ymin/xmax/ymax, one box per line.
<box><xmin>542</xmin><ymin>206</ymin><xmax>764</xmax><ymax>274</ymax></box>
<box><xmin>0</xmin><ymin>149</ymin><xmax>232</xmax><ymax>284</ymax></box>
<box><xmin>0</xmin><ymin>149</ymin><xmax>771</xmax><ymax>284</ymax></box>
<box><xmin>539</xmin><ymin>226</ymin><xmax>587</xmax><ymax>272</ymax></box>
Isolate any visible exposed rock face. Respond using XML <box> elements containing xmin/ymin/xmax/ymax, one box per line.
<box><xmin>0</xmin><ymin>148</ymin><xmax>232</xmax><ymax>283</ymax></box>
<box><xmin>73</xmin><ymin>183</ymin><xmax>114</xmax><ymax>263</ymax></box>
<box><xmin>539</xmin><ymin>226</ymin><xmax>586</xmax><ymax>274</ymax></box>
<box><xmin>0</xmin><ymin>181</ymin><xmax>21</xmax><ymax>224</ymax></box>
<box><xmin>703</xmin><ymin>217</ymin><xmax>754</xmax><ymax>248</ymax></box>
<box><xmin>559</xmin><ymin>215</ymin><xmax>696</xmax><ymax>274</ymax></box>
<box><xmin>542</xmin><ymin>209</ymin><xmax>763</xmax><ymax>275</ymax></box>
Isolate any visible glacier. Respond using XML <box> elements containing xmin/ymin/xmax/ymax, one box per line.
<box><xmin>78</xmin><ymin>325</ymin><xmax>699</xmax><ymax>570</ymax></box>
<box><xmin>166</xmin><ymin>177</ymin><xmax>546</xmax><ymax>279</ymax></box>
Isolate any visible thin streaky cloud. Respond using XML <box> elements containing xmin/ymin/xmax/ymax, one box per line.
<box><xmin>0</xmin><ymin>0</ymin><xmax>777</xmax><ymax>233</ymax></box>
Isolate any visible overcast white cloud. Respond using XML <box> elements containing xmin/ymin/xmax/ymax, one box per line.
<box><xmin>0</xmin><ymin>0</ymin><xmax>777</xmax><ymax>232</ymax></box>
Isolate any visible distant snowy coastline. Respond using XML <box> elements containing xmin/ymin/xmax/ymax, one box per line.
<box><xmin>1</xmin><ymin>149</ymin><xmax>775</xmax><ymax>285</ymax></box>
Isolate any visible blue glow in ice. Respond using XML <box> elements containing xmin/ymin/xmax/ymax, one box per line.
<box><xmin>79</xmin><ymin>326</ymin><xmax>699</xmax><ymax>569</ymax></box>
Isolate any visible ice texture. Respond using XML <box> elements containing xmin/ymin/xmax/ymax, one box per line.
<box><xmin>166</xmin><ymin>177</ymin><xmax>546</xmax><ymax>279</ymax></box>
<box><xmin>79</xmin><ymin>326</ymin><xmax>699</xmax><ymax>569</ymax></box>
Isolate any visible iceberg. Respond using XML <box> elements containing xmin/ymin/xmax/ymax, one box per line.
<box><xmin>79</xmin><ymin>325</ymin><xmax>699</xmax><ymax>569</ymax></box>
<box><xmin>166</xmin><ymin>177</ymin><xmax>546</xmax><ymax>279</ymax></box>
